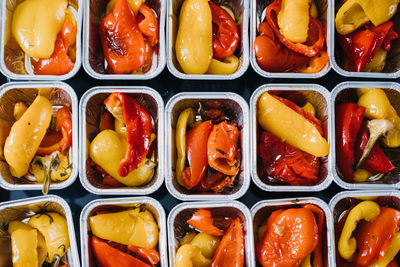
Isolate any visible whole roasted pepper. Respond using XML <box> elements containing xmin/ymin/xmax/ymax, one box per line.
<box><xmin>89</xmin><ymin>208</ymin><xmax>159</xmax><ymax>248</ymax></box>
<box><xmin>182</xmin><ymin>121</ymin><xmax>213</xmax><ymax>189</ymax></box>
<box><xmin>8</xmin><ymin>221</ymin><xmax>47</xmax><ymax>267</ymax></box>
<box><xmin>175</xmin><ymin>0</ymin><xmax>213</xmax><ymax>74</ymax></box>
<box><xmin>92</xmin><ymin>236</ymin><xmax>151</xmax><ymax>267</ymax></box>
<box><xmin>207</xmin><ymin>121</ymin><xmax>240</xmax><ymax>176</ymax></box>
<box><xmin>209</xmin><ymin>2</ymin><xmax>239</xmax><ymax>60</ymax></box>
<box><xmin>335</xmin><ymin>0</ymin><xmax>399</xmax><ymax>35</ymax></box>
<box><xmin>335</xmin><ymin>103</ymin><xmax>365</xmax><ymax>180</ymax></box>
<box><xmin>104</xmin><ymin>93</ymin><xmax>152</xmax><ymax>177</ymax></box>
<box><xmin>187</xmin><ymin>208</ymin><xmax>224</xmax><ymax>237</ymax></box>
<box><xmin>28</xmin><ymin>212</ymin><xmax>70</xmax><ymax>263</ymax></box>
<box><xmin>99</xmin><ymin>0</ymin><xmax>145</xmax><ymax>74</ymax></box>
<box><xmin>4</xmin><ymin>95</ymin><xmax>52</xmax><ymax>178</ymax></box>
<box><xmin>12</xmin><ymin>0</ymin><xmax>67</xmax><ymax>58</ymax></box>
<box><xmin>266</xmin><ymin>0</ymin><xmax>324</xmax><ymax>57</ymax></box>
<box><xmin>258</xmin><ymin>92</ymin><xmax>329</xmax><ymax>157</ymax></box>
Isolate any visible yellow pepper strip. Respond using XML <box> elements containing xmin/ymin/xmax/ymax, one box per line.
<box><xmin>300</xmin><ymin>254</ymin><xmax>312</xmax><ymax>267</ymax></box>
<box><xmin>353</xmin><ymin>168</ymin><xmax>373</xmax><ymax>183</ymax></box>
<box><xmin>4</xmin><ymin>95</ymin><xmax>52</xmax><ymax>178</ymax></box>
<box><xmin>257</xmin><ymin>92</ymin><xmax>329</xmax><ymax>157</ymax></box>
<box><xmin>357</xmin><ymin>88</ymin><xmax>400</xmax><ymax>148</ymax></box>
<box><xmin>277</xmin><ymin>0</ymin><xmax>311</xmax><ymax>43</ymax></box>
<box><xmin>89</xmin><ymin>208</ymin><xmax>159</xmax><ymax>249</ymax></box>
<box><xmin>206</xmin><ymin>55</ymin><xmax>239</xmax><ymax>75</ymax></box>
<box><xmin>367</xmin><ymin>232</ymin><xmax>400</xmax><ymax>267</ymax></box>
<box><xmin>190</xmin><ymin>232</ymin><xmax>220</xmax><ymax>259</ymax></box>
<box><xmin>338</xmin><ymin>201</ymin><xmax>380</xmax><ymax>261</ymax></box>
<box><xmin>175</xmin><ymin>108</ymin><xmax>196</xmax><ymax>186</ymax></box>
<box><xmin>13</xmin><ymin>102</ymin><xmax>28</xmax><ymax>121</ymax></box>
<box><xmin>28</xmin><ymin>212</ymin><xmax>70</xmax><ymax>263</ymax></box>
<box><xmin>335</xmin><ymin>0</ymin><xmax>399</xmax><ymax>35</ymax></box>
<box><xmin>90</xmin><ymin>130</ymin><xmax>156</xmax><ymax>186</ymax></box>
<box><xmin>302</xmin><ymin>102</ymin><xmax>316</xmax><ymax>115</ymax></box>
<box><xmin>310</xmin><ymin>1</ymin><xmax>318</xmax><ymax>18</ymax></box>
<box><xmin>180</xmin><ymin>231</ymin><xmax>197</xmax><ymax>246</ymax></box>
<box><xmin>8</xmin><ymin>221</ymin><xmax>47</xmax><ymax>267</ymax></box>
<box><xmin>175</xmin><ymin>244</ymin><xmax>211</xmax><ymax>267</ymax></box>
<box><xmin>12</xmin><ymin>0</ymin><xmax>67</xmax><ymax>58</ymax></box>
<box><xmin>364</xmin><ymin>48</ymin><xmax>387</xmax><ymax>73</ymax></box>
<box><xmin>175</xmin><ymin>0</ymin><xmax>213</xmax><ymax>74</ymax></box>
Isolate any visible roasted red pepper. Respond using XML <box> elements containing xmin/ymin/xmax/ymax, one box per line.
<box><xmin>207</xmin><ymin>121</ymin><xmax>240</xmax><ymax>176</ymax></box>
<box><xmin>33</xmin><ymin>20</ymin><xmax>75</xmax><ymax>75</ymax></box>
<box><xmin>182</xmin><ymin>121</ymin><xmax>213</xmax><ymax>189</ymax></box>
<box><xmin>335</xmin><ymin>103</ymin><xmax>365</xmax><ymax>180</ymax></box>
<box><xmin>99</xmin><ymin>0</ymin><xmax>145</xmax><ymax>74</ymax></box>
<box><xmin>338</xmin><ymin>21</ymin><xmax>398</xmax><ymax>72</ymax></box>
<box><xmin>127</xmin><ymin>245</ymin><xmax>160</xmax><ymax>265</ymax></box>
<box><xmin>388</xmin><ymin>261</ymin><xmax>400</xmax><ymax>267</ymax></box>
<box><xmin>354</xmin><ymin>207</ymin><xmax>400</xmax><ymax>266</ymax></box>
<box><xmin>37</xmin><ymin>107</ymin><xmax>72</xmax><ymax>155</ymax></box>
<box><xmin>104</xmin><ymin>93</ymin><xmax>152</xmax><ymax>177</ymax></box>
<box><xmin>91</xmin><ymin>236</ymin><xmax>151</xmax><ymax>267</ymax></box>
<box><xmin>265</xmin><ymin>0</ymin><xmax>324</xmax><ymax>57</ymax></box>
<box><xmin>137</xmin><ymin>4</ymin><xmax>159</xmax><ymax>47</ymax></box>
<box><xmin>194</xmin><ymin>171</ymin><xmax>235</xmax><ymax>193</ymax></box>
<box><xmin>187</xmin><ymin>208</ymin><xmax>223</xmax><ymax>237</ymax></box>
<box><xmin>354</xmin><ymin>121</ymin><xmax>395</xmax><ymax>175</ymax></box>
<box><xmin>210</xmin><ymin>217</ymin><xmax>244</xmax><ymax>267</ymax></box>
<box><xmin>209</xmin><ymin>1</ymin><xmax>239</xmax><ymax>60</ymax></box>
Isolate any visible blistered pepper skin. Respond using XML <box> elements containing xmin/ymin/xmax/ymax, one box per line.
<box><xmin>12</xmin><ymin>0</ymin><xmax>67</xmax><ymax>58</ymax></box>
<box><xmin>89</xmin><ymin>208</ymin><xmax>159</xmax><ymax>248</ymax></box>
<box><xmin>175</xmin><ymin>0</ymin><xmax>213</xmax><ymax>74</ymax></box>
<box><xmin>4</xmin><ymin>96</ymin><xmax>52</xmax><ymax>178</ymax></box>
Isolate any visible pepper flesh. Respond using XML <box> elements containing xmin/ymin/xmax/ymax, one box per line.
<box><xmin>338</xmin><ymin>201</ymin><xmax>380</xmax><ymax>261</ymax></box>
<box><xmin>258</xmin><ymin>91</ymin><xmax>329</xmax><ymax>157</ymax></box>
<box><xmin>104</xmin><ymin>93</ymin><xmax>152</xmax><ymax>177</ymax></box>
<box><xmin>190</xmin><ymin>232</ymin><xmax>220</xmax><ymax>259</ymax></box>
<box><xmin>367</xmin><ymin>232</ymin><xmax>400</xmax><ymax>267</ymax></box>
<box><xmin>4</xmin><ymin>95</ymin><xmax>52</xmax><ymax>178</ymax></box>
<box><xmin>138</xmin><ymin>4</ymin><xmax>159</xmax><ymax>47</ymax></box>
<box><xmin>127</xmin><ymin>245</ymin><xmax>160</xmax><ymax>265</ymax></box>
<box><xmin>277</xmin><ymin>0</ymin><xmax>311</xmax><ymax>43</ymax></box>
<box><xmin>206</xmin><ymin>55</ymin><xmax>240</xmax><ymax>75</ymax></box>
<box><xmin>303</xmin><ymin>204</ymin><xmax>325</xmax><ymax>267</ymax></box>
<box><xmin>175</xmin><ymin>244</ymin><xmax>211</xmax><ymax>267</ymax></box>
<box><xmin>187</xmin><ymin>208</ymin><xmax>224</xmax><ymax>237</ymax></box>
<box><xmin>89</xmin><ymin>208</ymin><xmax>159</xmax><ymax>248</ymax></box>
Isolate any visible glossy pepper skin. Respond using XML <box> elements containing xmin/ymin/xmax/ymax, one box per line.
<box><xmin>99</xmin><ymin>0</ymin><xmax>145</xmax><ymax>74</ymax></box>
<box><xmin>4</xmin><ymin>95</ymin><xmax>52</xmax><ymax>178</ymax></box>
<box><xmin>207</xmin><ymin>121</ymin><xmax>240</xmax><ymax>176</ymax></box>
<box><xmin>209</xmin><ymin>217</ymin><xmax>244</xmax><ymax>267</ymax></box>
<box><xmin>256</xmin><ymin>208</ymin><xmax>318</xmax><ymax>267</ymax></box>
<box><xmin>127</xmin><ymin>245</ymin><xmax>160</xmax><ymax>265</ymax></box>
<box><xmin>138</xmin><ymin>4</ymin><xmax>159</xmax><ymax>47</ymax></box>
<box><xmin>277</xmin><ymin>0</ymin><xmax>310</xmax><ymax>43</ymax></box>
<box><xmin>208</xmin><ymin>2</ymin><xmax>239</xmax><ymax>60</ymax></box>
<box><xmin>303</xmin><ymin>204</ymin><xmax>324</xmax><ymax>267</ymax></box>
<box><xmin>104</xmin><ymin>93</ymin><xmax>152</xmax><ymax>177</ymax></box>
<box><xmin>335</xmin><ymin>103</ymin><xmax>365</xmax><ymax>180</ymax></box>
<box><xmin>187</xmin><ymin>208</ymin><xmax>224</xmax><ymax>237</ymax></box>
<box><xmin>91</xmin><ymin>236</ymin><xmax>151</xmax><ymax>267</ymax></box>
<box><xmin>182</xmin><ymin>121</ymin><xmax>213</xmax><ymax>189</ymax></box>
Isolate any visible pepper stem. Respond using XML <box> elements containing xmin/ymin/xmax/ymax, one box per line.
<box><xmin>51</xmin><ymin>254</ymin><xmax>61</xmax><ymax>267</ymax></box>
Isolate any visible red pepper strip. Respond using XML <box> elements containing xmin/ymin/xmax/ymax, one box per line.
<box><xmin>388</xmin><ymin>261</ymin><xmax>399</xmax><ymax>267</ymax></box>
<box><xmin>33</xmin><ymin>20</ymin><xmax>75</xmax><ymax>75</ymax></box>
<box><xmin>354</xmin><ymin>207</ymin><xmax>400</xmax><ymax>266</ymax></box>
<box><xmin>181</xmin><ymin>121</ymin><xmax>213</xmax><ymax>190</ymax></box>
<box><xmin>259</xmin><ymin>131</ymin><xmax>319</xmax><ymax>185</ymax></box>
<box><xmin>303</xmin><ymin>204</ymin><xmax>325</xmax><ymax>267</ymax></box>
<box><xmin>335</xmin><ymin>103</ymin><xmax>365</xmax><ymax>181</ymax></box>
<box><xmin>127</xmin><ymin>245</ymin><xmax>160</xmax><ymax>265</ymax></box>
<box><xmin>210</xmin><ymin>217</ymin><xmax>244</xmax><ymax>267</ymax></box>
<box><xmin>37</xmin><ymin>107</ymin><xmax>72</xmax><ymax>155</ymax></box>
<box><xmin>104</xmin><ymin>93</ymin><xmax>152</xmax><ymax>177</ymax></box>
<box><xmin>102</xmin><ymin>174</ymin><xmax>125</xmax><ymax>187</ymax></box>
<box><xmin>208</xmin><ymin>1</ymin><xmax>239</xmax><ymax>60</ymax></box>
<box><xmin>99</xmin><ymin>0</ymin><xmax>145</xmax><ymax>74</ymax></box>
<box><xmin>382</xmin><ymin>29</ymin><xmax>399</xmax><ymax>52</ymax></box>
<box><xmin>137</xmin><ymin>4</ymin><xmax>159</xmax><ymax>47</ymax></box>
<box><xmin>265</xmin><ymin>0</ymin><xmax>324</xmax><ymax>57</ymax></box>
<box><xmin>91</xmin><ymin>236</ymin><xmax>151</xmax><ymax>267</ymax></box>
<box><xmin>207</xmin><ymin>121</ymin><xmax>240</xmax><ymax>176</ymax></box>
<box><xmin>187</xmin><ymin>208</ymin><xmax>224</xmax><ymax>237</ymax></box>
<box><xmin>354</xmin><ymin>121</ymin><xmax>395</xmax><ymax>175</ymax></box>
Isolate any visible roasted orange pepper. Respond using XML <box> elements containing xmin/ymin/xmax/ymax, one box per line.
<box><xmin>138</xmin><ymin>4</ymin><xmax>159</xmax><ymax>47</ymax></box>
<box><xmin>207</xmin><ymin>121</ymin><xmax>239</xmax><ymax>176</ymax></box>
<box><xmin>127</xmin><ymin>245</ymin><xmax>160</xmax><ymax>265</ymax></box>
<box><xmin>187</xmin><ymin>208</ymin><xmax>223</xmax><ymax>237</ymax></box>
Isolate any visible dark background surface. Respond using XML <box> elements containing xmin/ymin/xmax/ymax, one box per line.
<box><xmin>0</xmin><ymin>65</ymin><xmax>380</xmax><ymax>254</ymax></box>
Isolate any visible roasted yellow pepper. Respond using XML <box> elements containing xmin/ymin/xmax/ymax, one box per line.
<box><xmin>106</xmin><ymin>0</ymin><xmax>144</xmax><ymax>14</ymax></box>
<box><xmin>364</xmin><ymin>48</ymin><xmax>387</xmax><ymax>73</ymax></box>
<box><xmin>190</xmin><ymin>232</ymin><xmax>220</xmax><ymax>259</ymax></box>
<box><xmin>175</xmin><ymin>244</ymin><xmax>211</xmax><ymax>267</ymax></box>
<box><xmin>353</xmin><ymin>168</ymin><xmax>373</xmax><ymax>182</ymax></box>
<box><xmin>368</xmin><ymin>232</ymin><xmax>400</xmax><ymax>267</ymax></box>
<box><xmin>277</xmin><ymin>0</ymin><xmax>311</xmax><ymax>43</ymax></box>
<box><xmin>175</xmin><ymin>0</ymin><xmax>213</xmax><ymax>74</ymax></box>
<box><xmin>90</xmin><ymin>130</ymin><xmax>156</xmax><ymax>186</ymax></box>
<box><xmin>300</xmin><ymin>254</ymin><xmax>312</xmax><ymax>267</ymax></box>
<box><xmin>206</xmin><ymin>55</ymin><xmax>240</xmax><ymax>75</ymax></box>
<box><xmin>28</xmin><ymin>212</ymin><xmax>70</xmax><ymax>263</ymax></box>
<box><xmin>4</xmin><ymin>95</ymin><xmax>52</xmax><ymax>178</ymax></box>
<box><xmin>8</xmin><ymin>221</ymin><xmax>47</xmax><ymax>267</ymax></box>
<box><xmin>338</xmin><ymin>201</ymin><xmax>380</xmax><ymax>261</ymax></box>
<box><xmin>89</xmin><ymin>208</ymin><xmax>159</xmax><ymax>248</ymax></box>
<box><xmin>257</xmin><ymin>92</ymin><xmax>329</xmax><ymax>157</ymax></box>
<box><xmin>175</xmin><ymin>108</ymin><xmax>196</xmax><ymax>186</ymax></box>
<box><xmin>30</xmin><ymin>151</ymin><xmax>72</xmax><ymax>183</ymax></box>
<box><xmin>357</xmin><ymin>88</ymin><xmax>400</xmax><ymax>148</ymax></box>
<box><xmin>335</xmin><ymin>0</ymin><xmax>399</xmax><ymax>35</ymax></box>
<box><xmin>12</xmin><ymin>0</ymin><xmax>67</xmax><ymax>58</ymax></box>
<box><xmin>302</xmin><ymin>102</ymin><xmax>316</xmax><ymax>115</ymax></box>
